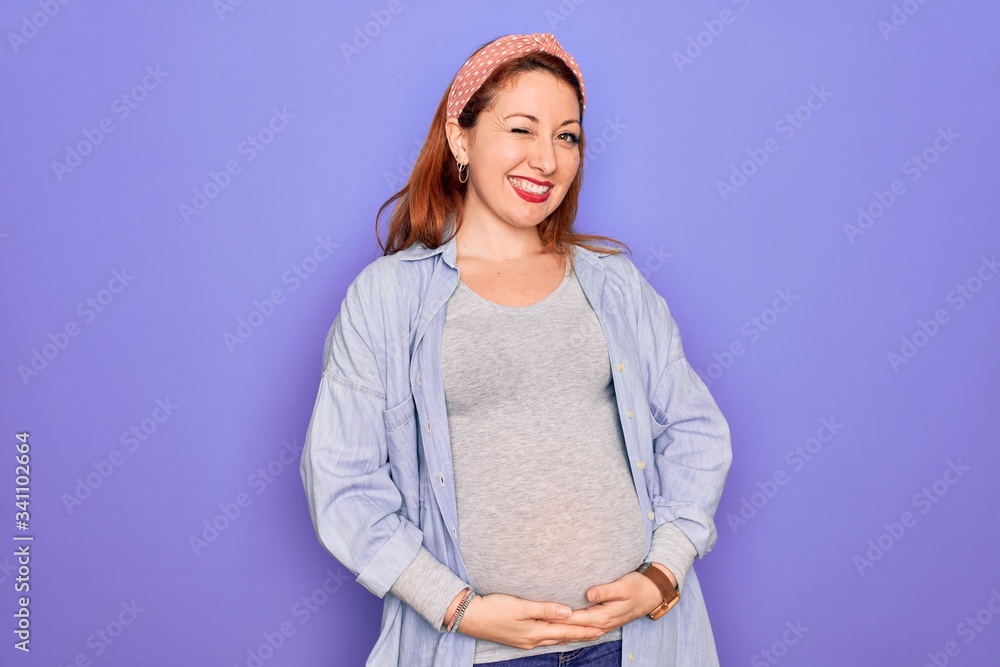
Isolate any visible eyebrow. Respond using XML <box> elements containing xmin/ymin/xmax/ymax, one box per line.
<box><xmin>503</xmin><ymin>113</ymin><xmax>581</xmax><ymax>127</ymax></box>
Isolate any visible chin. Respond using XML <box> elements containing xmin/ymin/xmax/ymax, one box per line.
<box><xmin>511</xmin><ymin>203</ymin><xmax>559</xmax><ymax>225</ymax></box>
<box><xmin>509</xmin><ymin>213</ymin><xmax>548</xmax><ymax>229</ymax></box>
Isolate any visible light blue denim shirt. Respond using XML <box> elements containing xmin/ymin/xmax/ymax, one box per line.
<box><xmin>300</xmin><ymin>222</ymin><xmax>733</xmax><ymax>666</ymax></box>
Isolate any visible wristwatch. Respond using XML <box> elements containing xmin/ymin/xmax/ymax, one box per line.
<box><xmin>635</xmin><ymin>561</ymin><xmax>680</xmax><ymax>620</ymax></box>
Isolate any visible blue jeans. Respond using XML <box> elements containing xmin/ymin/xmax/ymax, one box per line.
<box><xmin>474</xmin><ymin>639</ymin><xmax>622</xmax><ymax>666</ymax></box>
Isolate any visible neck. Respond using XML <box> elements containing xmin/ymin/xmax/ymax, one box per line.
<box><xmin>454</xmin><ymin>211</ymin><xmax>546</xmax><ymax>262</ymax></box>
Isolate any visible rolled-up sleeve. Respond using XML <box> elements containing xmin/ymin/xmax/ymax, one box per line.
<box><xmin>300</xmin><ymin>279</ymin><xmax>424</xmax><ymax>598</ymax></box>
<box><xmin>630</xmin><ymin>263</ymin><xmax>733</xmax><ymax>559</ymax></box>
<box><xmin>648</xmin><ymin>521</ymin><xmax>698</xmax><ymax>594</ymax></box>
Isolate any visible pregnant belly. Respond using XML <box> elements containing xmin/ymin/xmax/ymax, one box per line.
<box><xmin>455</xmin><ymin>485</ymin><xmax>649</xmax><ymax>610</ymax></box>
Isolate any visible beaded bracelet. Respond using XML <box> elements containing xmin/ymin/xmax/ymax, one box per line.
<box><xmin>450</xmin><ymin>591</ymin><xmax>474</xmax><ymax>633</ymax></box>
<box><xmin>444</xmin><ymin>588</ymin><xmax>471</xmax><ymax>631</ymax></box>
<box><xmin>447</xmin><ymin>588</ymin><xmax>475</xmax><ymax>633</ymax></box>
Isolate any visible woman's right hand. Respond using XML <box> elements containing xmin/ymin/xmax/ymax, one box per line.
<box><xmin>450</xmin><ymin>592</ymin><xmax>606</xmax><ymax>650</ymax></box>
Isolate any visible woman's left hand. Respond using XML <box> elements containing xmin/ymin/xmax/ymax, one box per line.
<box><xmin>558</xmin><ymin>564</ymin><xmax>678</xmax><ymax>633</ymax></box>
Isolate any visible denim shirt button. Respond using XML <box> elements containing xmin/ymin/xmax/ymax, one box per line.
<box><xmin>616</xmin><ymin>362</ymin><xmax>624</xmax><ymax>371</ymax></box>
<box><xmin>648</xmin><ymin>511</ymin><xmax>655</xmax><ymax>520</ymax></box>
<box><xmin>636</xmin><ymin>460</ymin><xmax>644</xmax><ymax>470</ymax></box>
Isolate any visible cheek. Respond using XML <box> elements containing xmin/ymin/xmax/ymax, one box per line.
<box><xmin>495</xmin><ymin>142</ymin><xmax>530</xmax><ymax>168</ymax></box>
<box><xmin>476</xmin><ymin>146</ymin><xmax>524</xmax><ymax>184</ymax></box>
<box><xmin>560</xmin><ymin>150</ymin><xmax>581</xmax><ymax>178</ymax></box>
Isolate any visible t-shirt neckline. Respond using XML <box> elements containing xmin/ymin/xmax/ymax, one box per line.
<box><xmin>457</xmin><ymin>259</ymin><xmax>573</xmax><ymax>312</ymax></box>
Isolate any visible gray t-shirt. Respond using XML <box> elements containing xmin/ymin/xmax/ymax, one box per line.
<box><xmin>389</xmin><ymin>256</ymin><xmax>697</xmax><ymax>663</ymax></box>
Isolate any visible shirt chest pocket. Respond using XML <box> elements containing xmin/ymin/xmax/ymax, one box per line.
<box><xmin>647</xmin><ymin>398</ymin><xmax>671</xmax><ymax>440</ymax></box>
<box><xmin>384</xmin><ymin>391</ymin><xmax>417</xmax><ymax>432</ymax></box>
<box><xmin>382</xmin><ymin>392</ymin><xmax>420</xmax><ymax>520</ymax></box>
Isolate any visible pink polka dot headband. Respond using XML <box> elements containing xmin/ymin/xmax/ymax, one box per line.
<box><xmin>446</xmin><ymin>32</ymin><xmax>586</xmax><ymax>120</ymax></box>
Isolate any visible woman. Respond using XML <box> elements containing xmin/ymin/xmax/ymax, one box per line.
<box><xmin>300</xmin><ymin>33</ymin><xmax>732</xmax><ymax>667</ymax></box>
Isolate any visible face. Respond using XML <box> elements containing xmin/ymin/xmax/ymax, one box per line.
<box><xmin>447</xmin><ymin>70</ymin><xmax>582</xmax><ymax>234</ymax></box>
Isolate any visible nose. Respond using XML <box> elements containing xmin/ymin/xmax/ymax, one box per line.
<box><xmin>527</xmin><ymin>136</ymin><xmax>558</xmax><ymax>176</ymax></box>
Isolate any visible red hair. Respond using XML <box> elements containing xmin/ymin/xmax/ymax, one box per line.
<box><xmin>376</xmin><ymin>39</ymin><xmax>630</xmax><ymax>259</ymax></box>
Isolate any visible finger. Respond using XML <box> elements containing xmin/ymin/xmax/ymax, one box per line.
<box><xmin>562</xmin><ymin>600</ymin><xmax>631</xmax><ymax>627</ymax></box>
<box><xmin>587</xmin><ymin>582</ymin><xmax>624</xmax><ymax>603</ymax></box>
<box><xmin>530</xmin><ymin>601</ymin><xmax>573</xmax><ymax>621</ymax></box>
<box><xmin>556</xmin><ymin>606</ymin><xmax>602</xmax><ymax>625</ymax></box>
<box><xmin>533</xmin><ymin>623</ymin><xmax>606</xmax><ymax>646</ymax></box>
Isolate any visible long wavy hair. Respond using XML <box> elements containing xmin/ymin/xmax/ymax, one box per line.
<box><xmin>376</xmin><ymin>38</ymin><xmax>630</xmax><ymax>259</ymax></box>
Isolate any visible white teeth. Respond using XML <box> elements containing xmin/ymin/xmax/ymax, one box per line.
<box><xmin>508</xmin><ymin>177</ymin><xmax>552</xmax><ymax>194</ymax></box>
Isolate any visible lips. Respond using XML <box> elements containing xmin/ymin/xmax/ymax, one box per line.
<box><xmin>508</xmin><ymin>176</ymin><xmax>553</xmax><ymax>203</ymax></box>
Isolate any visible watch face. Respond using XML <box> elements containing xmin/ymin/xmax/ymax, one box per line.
<box><xmin>648</xmin><ymin>587</ymin><xmax>680</xmax><ymax>620</ymax></box>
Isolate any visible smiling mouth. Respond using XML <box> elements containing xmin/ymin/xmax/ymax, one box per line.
<box><xmin>507</xmin><ymin>176</ymin><xmax>553</xmax><ymax>195</ymax></box>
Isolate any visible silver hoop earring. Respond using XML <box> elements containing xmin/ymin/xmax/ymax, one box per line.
<box><xmin>457</xmin><ymin>161</ymin><xmax>469</xmax><ymax>184</ymax></box>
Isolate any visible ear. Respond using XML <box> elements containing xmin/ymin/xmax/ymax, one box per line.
<box><xmin>444</xmin><ymin>118</ymin><xmax>468</xmax><ymax>164</ymax></box>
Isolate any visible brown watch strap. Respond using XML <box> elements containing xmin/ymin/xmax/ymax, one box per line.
<box><xmin>635</xmin><ymin>562</ymin><xmax>680</xmax><ymax>620</ymax></box>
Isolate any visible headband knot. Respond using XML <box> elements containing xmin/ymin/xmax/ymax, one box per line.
<box><xmin>531</xmin><ymin>33</ymin><xmax>556</xmax><ymax>48</ymax></box>
<box><xmin>445</xmin><ymin>32</ymin><xmax>586</xmax><ymax>121</ymax></box>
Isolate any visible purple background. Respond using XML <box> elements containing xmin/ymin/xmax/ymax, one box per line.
<box><xmin>3</xmin><ymin>1</ymin><xmax>999</xmax><ymax>665</ymax></box>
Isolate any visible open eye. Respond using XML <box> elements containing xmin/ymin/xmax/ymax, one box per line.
<box><xmin>559</xmin><ymin>132</ymin><xmax>580</xmax><ymax>145</ymax></box>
